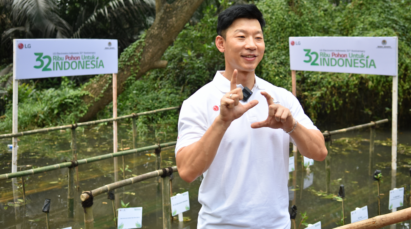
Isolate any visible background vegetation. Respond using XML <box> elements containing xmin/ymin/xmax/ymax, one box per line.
<box><xmin>0</xmin><ymin>0</ymin><xmax>410</xmax><ymax>134</ymax></box>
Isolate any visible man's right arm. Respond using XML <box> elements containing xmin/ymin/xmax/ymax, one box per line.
<box><xmin>176</xmin><ymin>70</ymin><xmax>258</xmax><ymax>183</ymax></box>
<box><xmin>176</xmin><ymin>116</ymin><xmax>230</xmax><ymax>183</ymax></box>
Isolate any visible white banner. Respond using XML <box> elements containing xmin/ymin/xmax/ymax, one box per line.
<box><xmin>289</xmin><ymin>37</ymin><xmax>397</xmax><ymax>76</ymax></box>
<box><xmin>14</xmin><ymin>39</ymin><xmax>118</xmax><ymax>79</ymax></box>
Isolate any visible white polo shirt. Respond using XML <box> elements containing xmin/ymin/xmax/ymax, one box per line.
<box><xmin>176</xmin><ymin>71</ymin><xmax>318</xmax><ymax>229</ymax></box>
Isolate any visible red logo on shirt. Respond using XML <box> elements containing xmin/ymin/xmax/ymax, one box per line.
<box><xmin>213</xmin><ymin>105</ymin><xmax>219</xmax><ymax>111</ymax></box>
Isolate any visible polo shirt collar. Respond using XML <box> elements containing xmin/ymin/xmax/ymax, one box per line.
<box><xmin>213</xmin><ymin>71</ymin><xmax>266</xmax><ymax>93</ymax></box>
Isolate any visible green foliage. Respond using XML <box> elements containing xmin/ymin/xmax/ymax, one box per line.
<box><xmin>257</xmin><ymin>0</ymin><xmax>411</xmax><ymax>127</ymax></box>
<box><xmin>298</xmin><ymin>211</ymin><xmax>308</xmax><ymax>229</ymax></box>
<box><xmin>0</xmin><ymin>78</ymin><xmax>89</xmax><ymax>132</ymax></box>
<box><xmin>120</xmin><ymin>200</ymin><xmax>130</xmax><ymax>208</ymax></box>
<box><xmin>374</xmin><ymin>172</ymin><xmax>382</xmax><ymax>180</ymax></box>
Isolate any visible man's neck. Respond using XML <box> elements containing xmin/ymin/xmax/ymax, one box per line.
<box><xmin>222</xmin><ymin>68</ymin><xmax>255</xmax><ymax>89</ymax></box>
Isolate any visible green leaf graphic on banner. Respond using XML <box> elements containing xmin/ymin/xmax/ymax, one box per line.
<box><xmin>400</xmin><ymin>202</ymin><xmax>403</xmax><ymax>206</ymax></box>
<box><xmin>185</xmin><ymin>206</ymin><xmax>190</xmax><ymax>210</ymax></box>
<box><xmin>172</xmin><ymin>210</ymin><xmax>177</xmax><ymax>216</ymax></box>
<box><xmin>136</xmin><ymin>222</ymin><xmax>141</xmax><ymax>228</ymax></box>
<box><xmin>118</xmin><ymin>223</ymin><xmax>124</xmax><ymax>229</ymax></box>
<box><xmin>389</xmin><ymin>204</ymin><xmax>393</xmax><ymax>210</ymax></box>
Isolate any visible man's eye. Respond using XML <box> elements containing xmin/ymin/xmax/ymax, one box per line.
<box><xmin>237</xmin><ymin>36</ymin><xmax>245</xmax><ymax>38</ymax></box>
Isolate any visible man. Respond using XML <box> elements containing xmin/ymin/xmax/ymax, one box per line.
<box><xmin>175</xmin><ymin>4</ymin><xmax>327</xmax><ymax>229</ymax></box>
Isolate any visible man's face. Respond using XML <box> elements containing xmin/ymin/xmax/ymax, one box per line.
<box><xmin>217</xmin><ymin>18</ymin><xmax>265</xmax><ymax>73</ymax></box>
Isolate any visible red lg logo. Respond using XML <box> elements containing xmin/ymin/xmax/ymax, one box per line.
<box><xmin>291</xmin><ymin>41</ymin><xmax>295</xmax><ymax>46</ymax></box>
<box><xmin>18</xmin><ymin>43</ymin><xmax>24</xmax><ymax>49</ymax></box>
<box><xmin>213</xmin><ymin>105</ymin><xmax>219</xmax><ymax>111</ymax></box>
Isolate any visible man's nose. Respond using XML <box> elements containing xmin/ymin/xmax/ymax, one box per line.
<box><xmin>245</xmin><ymin>37</ymin><xmax>257</xmax><ymax>50</ymax></box>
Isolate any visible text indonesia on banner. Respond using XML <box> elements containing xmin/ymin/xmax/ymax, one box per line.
<box><xmin>14</xmin><ymin>39</ymin><xmax>118</xmax><ymax>79</ymax></box>
<box><xmin>289</xmin><ymin>37</ymin><xmax>397</xmax><ymax>76</ymax></box>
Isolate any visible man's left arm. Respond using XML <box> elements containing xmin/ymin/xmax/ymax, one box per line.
<box><xmin>251</xmin><ymin>91</ymin><xmax>327</xmax><ymax>161</ymax></box>
<box><xmin>288</xmin><ymin>120</ymin><xmax>327</xmax><ymax>161</ymax></box>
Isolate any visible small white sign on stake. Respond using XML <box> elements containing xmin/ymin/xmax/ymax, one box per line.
<box><xmin>389</xmin><ymin>187</ymin><xmax>404</xmax><ymax>210</ymax></box>
<box><xmin>304</xmin><ymin>157</ymin><xmax>314</xmax><ymax>167</ymax></box>
<box><xmin>171</xmin><ymin>191</ymin><xmax>190</xmax><ymax>216</ymax></box>
<box><xmin>62</xmin><ymin>227</ymin><xmax>72</xmax><ymax>229</ymax></box>
<box><xmin>306</xmin><ymin>221</ymin><xmax>321</xmax><ymax>229</ymax></box>
<box><xmin>117</xmin><ymin>207</ymin><xmax>143</xmax><ymax>228</ymax></box>
<box><xmin>351</xmin><ymin>206</ymin><xmax>368</xmax><ymax>223</ymax></box>
<box><xmin>289</xmin><ymin>156</ymin><xmax>295</xmax><ymax>172</ymax></box>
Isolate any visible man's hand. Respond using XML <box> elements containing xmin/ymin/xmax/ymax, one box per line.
<box><xmin>219</xmin><ymin>69</ymin><xmax>258</xmax><ymax>125</ymax></box>
<box><xmin>251</xmin><ymin>91</ymin><xmax>295</xmax><ymax>132</ymax></box>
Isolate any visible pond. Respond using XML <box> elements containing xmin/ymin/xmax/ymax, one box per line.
<box><xmin>0</xmin><ymin>118</ymin><xmax>410</xmax><ymax>229</ymax></box>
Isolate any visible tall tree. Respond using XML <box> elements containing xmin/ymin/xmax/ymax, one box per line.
<box><xmin>79</xmin><ymin>0</ymin><xmax>205</xmax><ymax>121</ymax></box>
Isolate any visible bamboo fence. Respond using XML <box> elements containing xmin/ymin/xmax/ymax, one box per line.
<box><xmin>0</xmin><ymin>141</ymin><xmax>176</xmax><ymax>180</ymax></box>
<box><xmin>80</xmin><ymin>167</ymin><xmax>176</xmax><ymax>229</ymax></box>
<box><xmin>323</xmin><ymin>119</ymin><xmax>388</xmax><ymax>136</ymax></box>
<box><xmin>335</xmin><ymin>207</ymin><xmax>411</xmax><ymax>229</ymax></box>
<box><xmin>80</xmin><ymin>166</ymin><xmax>177</xmax><ymax>200</ymax></box>
<box><xmin>0</xmin><ymin>106</ymin><xmax>180</xmax><ymax>139</ymax></box>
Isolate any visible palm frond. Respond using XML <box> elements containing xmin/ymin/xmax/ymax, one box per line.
<box><xmin>10</xmin><ymin>0</ymin><xmax>71</xmax><ymax>38</ymax></box>
<box><xmin>72</xmin><ymin>0</ymin><xmax>153</xmax><ymax>38</ymax></box>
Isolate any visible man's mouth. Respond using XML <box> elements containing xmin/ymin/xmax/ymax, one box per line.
<box><xmin>241</xmin><ymin>54</ymin><xmax>257</xmax><ymax>61</ymax></box>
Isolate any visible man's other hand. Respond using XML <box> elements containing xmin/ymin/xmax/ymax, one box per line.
<box><xmin>251</xmin><ymin>91</ymin><xmax>295</xmax><ymax>132</ymax></box>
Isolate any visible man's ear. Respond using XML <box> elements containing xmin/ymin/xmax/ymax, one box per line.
<box><xmin>215</xmin><ymin>35</ymin><xmax>225</xmax><ymax>53</ymax></box>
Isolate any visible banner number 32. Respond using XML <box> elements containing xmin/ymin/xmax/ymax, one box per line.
<box><xmin>303</xmin><ymin>49</ymin><xmax>319</xmax><ymax>66</ymax></box>
<box><xmin>34</xmin><ymin>53</ymin><xmax>52</xmax><ymax>71</ymax></box>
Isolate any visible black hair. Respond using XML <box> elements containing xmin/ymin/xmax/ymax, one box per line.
<box><xmin>217</xmin><ymin>4</ymin><xmax>265</xmax><ymax>38</ymax></box>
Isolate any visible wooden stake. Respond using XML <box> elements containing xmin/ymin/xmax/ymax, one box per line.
<box><xmin>71</xmin><ymin>127</ymin><xmax>79</xmax><ymax>190</ymax></box>
<box><xmin>369</xmin><ymin>127</ymin><xmax>375</xmax><ymax>176</ymax></box>
<box><xmin>325</xmin><ymin>141</ymin><xmax>331</xmax><ymax>194</ymax></box>
<box><xmin>45</xmin><ymin>212</ymin><xmax>50</xmax><ymax>229</ymax></box>
<box><xmin>68</xmin><ymin>167</ymin><xmax>74</xmax><ymax>219</ymax></box>
<box><xmin>291</xmin><ymin>70</ymin><xmax>297</xmax><ymax>96</ymax></box>
<box><xmin>334</xmin><ymin>206</ymin><xmax>411</xmax><ymax>229</ymax></box>
<box><xmin>83</xmin><ymin>205</ymin><xmax>94</xmax><ymax>229</ymax></box>
<box><xmin>113</xmin><ymin>73</ymin><xmax>119</xmax><ymax>210</ymax></box>
<box><xmin>132</xmin><ymin>117</ymin><xmax>137</xmax><ymax>149</ymax></box>
<box><xmin>162</xmin><ymin>173</ymin><xmax>172</xmax><ymax>229</ymax></box>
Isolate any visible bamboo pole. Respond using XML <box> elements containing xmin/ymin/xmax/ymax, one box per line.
<box><xmin>0</xmin><ymin>110</ymin><xmax>387</xmax><ymax>140</ymax></box>
<box><xmin>68</xmin><ymin>167</ymin><xmax>74</xmax><ymax>219</ymax></box>
<box><xmin>369</xmin><ymin>126</ymin><xmax>375</xmax><ymax>177</ymax></box>
<box><xmin>325</xmin><ymin>141</ymin><xmax>331</xmax><ymax>194</ymax></box>
<box><xmin>45</xmin><ymin>213</ymin><xmax>50</xmax><ymax>229</ymax></box>
<box><xmin>162</xmin><ymin>169</ymin><xmax>172</xmax><ymax>229</ymax></box>
<box><xmin>0</xmin><ymin>106</ymin><xmax>180</xmax><ymax>139</ymax></box>
<box><xmin>0</xmin><ymin>142</ymin><xmax>176</xmax><ymax>180</ymax></box>
<box><xmin>71</xmin><ymin>127</ymin><xmax>79</xmax><ymax>190</ymax></box>
<box><xmin>113</xmin><ymin>73</ymin><xmax>120</xmax><ymax>211</ymax></box>
<box><xmin>334</xmin><ymin>207</ymin><xmax>411</xmax><ymax>229</ymax></box>
<box><xmin>323</xmin><ymin>119</ymin><xmax>388</xmax><ymax>136</ymax></box>
<box><xmin>80</xmin><ymin>166</ymin><xmax>177</xmax><ymax>200</ymax></box>
<box><xmin>292</xmin><ymin>147</ymin><xmax>297</xmax><ymax>206</ymax></box>
<box><xmin>82</xmin><ymin>203</ymin><xmax>94</xmax><ymax>229</ymax></box>
<box><xmin>132</xmin><ymin>117</ymin><xmax>137</xmax><ymax>149</ymax></box>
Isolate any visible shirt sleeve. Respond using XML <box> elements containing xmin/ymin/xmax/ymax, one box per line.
<box><xmin>175</xmin><ymin>100</ymin><xmax>208</xmax><ymax>155</ymax></box>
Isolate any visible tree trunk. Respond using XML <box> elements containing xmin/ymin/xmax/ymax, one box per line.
<box><xmin>79</xmin><ymin>0</ymin><xmax>205</xmax><ymax>122</ymax></box>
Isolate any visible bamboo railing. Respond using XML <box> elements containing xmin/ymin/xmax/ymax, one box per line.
<box><xmin>0</xmin><ymin>141</ymin><xmax>176</xmax><ymax>180</ymax></box>
<box><xmin>0</xmin><ymin>106</ymin><xmax>180</xmax><ymax>139</ymax></box>
<box><xmin>335</xmin><ymin>207</ymin><xmax>411</xmax><ymax>229</ymax></box>
<box><xmin>323</xmin><ymin>119</ymin><xmax>388</xmax><ymax>137</ymax></box>
<box><xmin>80</xmin><ymin>167</ymin><xmax>177</xmax><ymax>229</ymax></box>
<box><xmin>0</xmin><ymin>119</ymin><xmax>388</xmax><ymax>180</ymax></box>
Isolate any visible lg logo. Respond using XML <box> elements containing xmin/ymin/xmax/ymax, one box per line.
<box><xmin>18</xmin><ymin>43</ymin><xmax>31</xmax><ymax>49</ymax></box>
<box><xmin>290</xmin><ymin>41</ymin><xmax>301</xmax><ymax>46</ymax></box>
